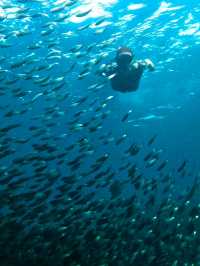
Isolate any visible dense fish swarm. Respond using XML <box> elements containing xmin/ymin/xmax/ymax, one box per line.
<box><xmin>0</xmin><ymin>0</ymin><xmax>200</xmax><ymax>266</ymax></box>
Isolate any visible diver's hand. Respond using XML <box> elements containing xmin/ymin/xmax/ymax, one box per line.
<box><xmin>99</xmin><ymin>63</ymin><xmax>117</xmax><ymax>77</ymax></box>
<box><xmin>99</xmin><ymin>64</ymin><xmax>107</xmax><ymax>76</ymax></box>
<box><xmin>144</xmin><ymin>59</ymin><xmax>155</xmax><ymax>71</ymax></box>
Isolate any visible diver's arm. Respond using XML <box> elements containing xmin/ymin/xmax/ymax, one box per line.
<box><xmin>99</xmin><ymin>63</ymin><xmax>117</xmax><ymax>78</ymax></box>
<box><xmin>137</xmin><ymin>59</ymin><xmax>155</xmax><ymax>72</ymax></box>
<box><xmin>143</xmin><ymin>59</ymin><xmax>155</xmax><ymax>71</ymax></box>
<box><xmin>99</xmin><ymin>64</ymin><xmax>109</xmax><ymax>77</ymax></box>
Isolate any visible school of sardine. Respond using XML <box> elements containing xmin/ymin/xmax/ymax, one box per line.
<box><xmin>0</xmin><ymin>1</ymin><xmax>200</xmax><ymax>266</ymax></box>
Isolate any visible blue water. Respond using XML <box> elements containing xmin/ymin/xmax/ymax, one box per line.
<box><xmin>1</xmin><ymin>0</ymin><xmax>200</xmax><ymax>264</ymax></box>
<box><xmin>0</xmin><ymin>1</ymin><xmax>199</xmax><ymax>186</ymax></box>
<box><xmin>11</xmin><ymin>2</ymin><xmax>199</xmax><ymax>162</ymax></box>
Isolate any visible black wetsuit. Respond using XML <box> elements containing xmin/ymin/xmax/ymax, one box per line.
<box><xmin>103</xmin><ymin>61</ymin><xmax>146</xmax><ymax>93</ymax></box>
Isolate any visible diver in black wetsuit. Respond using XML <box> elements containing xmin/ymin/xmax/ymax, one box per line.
<box><xmin>101</xmin><ymin>47</ymin><xmax>155</xmax><ymax>93</ymax></box>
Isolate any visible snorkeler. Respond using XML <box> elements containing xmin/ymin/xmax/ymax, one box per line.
<box><xmin>101</xmin><ymin>47</ymin><xmax>155</xmax><ymax>93</ymax></box>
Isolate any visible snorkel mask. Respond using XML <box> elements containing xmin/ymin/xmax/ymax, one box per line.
<box><xmin>116</xmin><ymin>47</ymin><xmax>134</xmax><ymax>66</ymax></box>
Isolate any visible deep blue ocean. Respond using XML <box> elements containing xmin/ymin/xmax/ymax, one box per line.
<box><xmin>2</xmin><ymin>0</ymin><xmax>199</xmax><ymax>166</ymax></box>
<box><xmin>1</xmin><ymin>0</ymin><xmax>200</xmax><ymax>265</ymax></box>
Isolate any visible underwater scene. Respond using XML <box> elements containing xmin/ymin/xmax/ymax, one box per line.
<box><xmin>0</xmin><ymin>0</ymin><xmax>200</xmax><ymax>265</ymax></box>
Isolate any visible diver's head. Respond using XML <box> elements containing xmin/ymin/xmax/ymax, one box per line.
<box><xmin>116</xmin><ymin>47</ymin><xmax>134</xmax><ymax>66</ymax></box>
